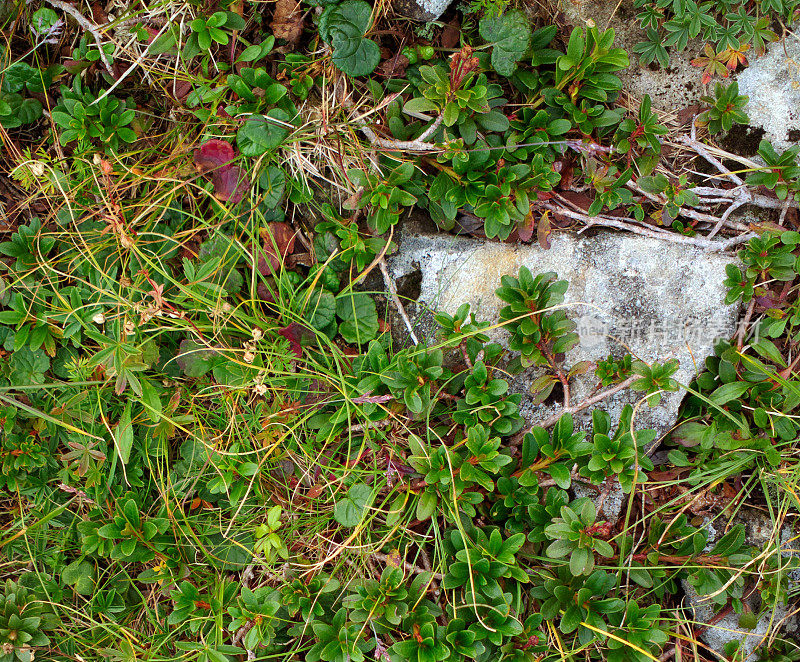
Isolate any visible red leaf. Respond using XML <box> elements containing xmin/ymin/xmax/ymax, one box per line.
<box><xmin>195</xmin><ymin>139</ymin><xmax>236</xmax><ymax>171</ymax></box>
<box><xmin>194</xmin><ymin>140</ymin><xmax>249</xmax><ymax>204</ymax></box>
<box><xmin>257</xmin><ymin>282</ymin><xmax>275</xmax><ymax>303</ymax></box>
<box><xmin>211</xmin><ymin>165</ymin><xmax>249</xmax><ymax>204</ymax></box>
<box><xmin>143</xmin><ymin>26</ymin><xmax>160</xmax><ymax>44</ymax></box>
<box><xmin>278</xmin><ymin>322</ymin><xmax>303</xmax><ymax>357</ymax></box>
<box><xmin>257</xmin><ymin>222</ymin><xmax>296</xmax><ymax>275</ymax></box>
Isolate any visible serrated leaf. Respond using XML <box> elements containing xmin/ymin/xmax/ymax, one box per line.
<box><xmin>175</xmin><ymin>339</ymin><xmax>219</xmax><ymax>377</ymax></box>
<box><xmin>10</xmin><ymin>346</ymin><xmax>50</xmax><ymax>385</ymax></box>
<box><xmin>62</xmin><ymin>560</ymin><xmax>94</xmax><ymax>595</ymax></box>
<box><xmin>304</xmin><ymin>288</ymin><xmax>336</xmax><ymax>330</ymax></box>
<box><xmin>334</xmin><ymin>483</ymin><xmax>374</xmax><ymax>527</ymax></box>
<box><xmin>319</xmin><ymin>0</ymin><xmax>379</xmax><ymax>76</ymax></box>
<box><xmin>333</xmin><ymin>38</ymin><xmax>380</xmax><ymax>77</ymax></box>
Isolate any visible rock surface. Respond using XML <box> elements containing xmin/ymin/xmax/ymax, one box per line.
<box><xmin>681</xmin><ymin>510</ymin><xmax>799</xmax><ymax>660</ymax></box>
<box><xmin>389</xmin><ymin>227</ymin><xmax>740</xmax><ymax>442</ymax></box>
<box><xmin>737</xmin><ymin>37</ymin><xmax>800</xmax><ymax>151</ymax></box>
<box><xmin>393</xmin><ymin>0</ymin><xmax>451</xmax><ymax>20</ymax></box>
<box><xmin>558</xmin><ymin>0</ymin><xmax>706</xmax><ymax>112</ymax></box>
<box><xmin>683</xmin><ymin>580</ymin><xmax>796</xmax><ymax>660</ymax></box>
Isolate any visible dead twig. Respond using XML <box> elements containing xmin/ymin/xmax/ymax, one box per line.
<box><xmin>677</xmin><ymin>132</ymin><xmax>799</xmax><ymax>238</ymax></box>
<box><xmin>356</xmin><ymin>113</ymin><xmax>445</xmax><ymax>153</ymax></box>
<box><xmin>527</xmin><ymin>374</ymin><xmax>640</xmax><ymax>431</ymax></box>
<box><xmin>736</xmin><ymin>298</ymin><xmax>756</xmax><ymax>351</ymax></box>
<box><xmin>379</xmin><ymin>258</ymin><xmax>419</xmax><ymax>345</ymax></box>
<box><xmin>346</xmin><ymin>418</ymin><xmax>393</xmax><ymax>434</ymax></box>
<box><xmin>544</xmin><ymin>201</ymin><xmax>756</xmax><ymax>251</ymax></box>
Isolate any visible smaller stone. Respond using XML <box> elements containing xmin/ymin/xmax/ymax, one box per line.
<box><xmin>393</xmin><ymin>0</ymin><xmax>451</xmax><ymax>21</ymax></box>
<box><xmin>737</xmin><ymin>39</ymin><xmax>800</xmax><ymax>151</ymax></box>
<box><xmin>683</xmin><ymin>581</ymin><xmax>794</xmax><ymax>661</ymax></box>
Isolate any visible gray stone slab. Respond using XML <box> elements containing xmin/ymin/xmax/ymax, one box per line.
<box><xmin>683</xmin><ymin>580</ymin><xmax>795</xmax><ymax>661</ymax></box>
<box><xmin>389</xmin><ymin>228</ymin><xmax>740</xmax><ymax>443</ymax></box>
<box><xmin>393</xmin><ymin>0</ymin><xmax>451</xmax><ymax>20</ymax></box>
<box><xmin>737</xmin><ymin>36</ymin><xmax>800</xmax><ymax>151</ymax></box>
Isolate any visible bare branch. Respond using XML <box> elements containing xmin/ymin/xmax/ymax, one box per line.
<box><xmin>380</xmin><ymin>258</ymin><xmax>419</xmax><ymax>345</ymax></box>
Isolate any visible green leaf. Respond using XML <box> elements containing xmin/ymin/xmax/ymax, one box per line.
<box><xmin>319</xmin><ymin>0</ymin><xmax>380</xmax><ymax>76</ymax></box>
<box><xmin>114</xmin><ymin>400</ymin><xmax>134</xmax><ymax>464</ymax></box>
<box><xmin>570</xmin><ymin>547</ymin><xmax>590</xmax><ymax>576</ymax></box>
<box><xmin>404</xmin><ymin>97</ymin><xmax>440</xmax><ymax>114</ymax></box>
<box><xmin>5</xmin><ymin>95</ymin><xmax>42</xmax><ymax>126</ymax></box>
<box><xmin>751</xmin><ymin>339</ymin><xmax>787</xmax><ymax>367</ymax></box>
<box><xmin>238</xmin><ymin>44</ymin><xmax>263</xmax><ymax>62</ymax></box>
<box><xmin>336</xmin><ymin>292</ymin><xmax>379</xmax><ymax>344</ymax></box>
<box><xmin>206</xmin><ymin>532</ymin><xmax>254</xmax><ymax>570</ymax></box>
<box><xmin>304</xmin><ymin>288</ymin><xmax>337</xmax><ymax>331</ymax></box>
<box><xmin>140</xmin><ymin>378</ymin><xmax>163</xmax><ymax>423</ymax></box>
<box><xmin>479</xmin><ymin>10</ymin><xmax>531</xmax><ymax>76</ymax></box>
<box><xmin>475</xmin><ymin>109</ymin><xmax>510</xmax><ymax>132</ymax></box>
<box><xmin>62</xmin><ymin>560</ymin><xmax>95</xmax><ymax>595</ymax></box>
<box><xmin>334</xmin><ymin>483</ymin><xmax>374</xmax><ymax>527</ymax></box>
<box><xmin>258</xmin><ymin>166</ymin><xmax>286</xmax><ymax>208</ymax></box>
<box><xmin>3</xmin><ymin>62</ymin><xmax>37</xmax><ymax>93</ymax></box>
<box><xmin>333</xmin><ymin>38</ymin><xmax>380</xmax><ymax>77</ymax></box>
<box><xmin>545</xmin><ymin>463</ymin><xmax>572</xmax><ymax>489</ymax></box>
<box><xmin>9</xmin><ymin>346</ymin><xmax>50</xmax><ymax>385</ymax></box>
<box><xmin>236</xmin><ymin>109</ymin><xmax>291</xmax><ymax>156</ymax></box>
<box><xmin>710</xmin><ymin>523</ymin><xmax>745</xmax><ymax>557</ymax></box>
<box><xmin>416</xmin><ymin>490</ymin><xmax>438</xmax><ymax>520</ymax></box>
<box><xmin>709</xmin><ymin>381</ymin><xmax>750</xmax><ymax>405</ymax></box>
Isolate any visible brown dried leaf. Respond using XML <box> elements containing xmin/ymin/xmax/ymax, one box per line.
<box><xmin>258</xmin><ymin>222</ymin><xmax>297</xmax><ymax>274</ymax></box>
<box><xmin>537</xmin><ymin>210</ymin><xmax>552</xmax><ymax>249</ymax></box>
<box><xmin>271</xmin><ymin>0</ymin><xmax>304</xmax><ymax>45</ymax></box>
<box><xmin>376</xmin><ymin>51</ymin><xmax>410</xmax><ymax>78</ymax></box>
<box><xmin>91</xmin><ymin>2</ymin><xmax>108</xmax><ymax>24</ymax></box>
<box><xmin>558</xmin><ymin>190</ymin><xmax>592</xmax><ymax>211</ymax></box>
<box><xmin>440</xmin><ymin>17</ymin><xmax>461</xmax><ymax>49</ymax></box>
<box><xmin>517</xmin><ymin>207</ymin><xmax>535</xmax><ymax>243</ymax></box>
<box><xmin>453</xmin><ymin>212</ymin><xmax>485</xmax><ymax>237</ymax></box>
<box><xmin>172</xmin><ymin>79</ymin><xmax>192</xmax><ymax>102</ymax></box>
